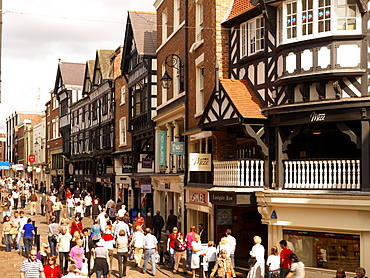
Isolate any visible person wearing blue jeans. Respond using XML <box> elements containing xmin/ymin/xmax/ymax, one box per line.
<box><xmin>142</xmin><ymin>228</ymin><xmax>158</xmax><ymax>276</ymax></box>
<box><xmin>22</xmin><ymin>218</ymin><xmax>35</xmax><ymax>257</ymax></box>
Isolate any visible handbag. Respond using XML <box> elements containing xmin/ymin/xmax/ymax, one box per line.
<box><xmin>248</xmin><ymin>257</ymin><xmax>257</xmax><ymax>267</ymax></box>
<box><xmin>9</xmin><ymin>227</ymin><xmax>18</xmax><ymax>235</ymax></box>
<box><xmin>129</xmin><ymin>250</ymin><xmax>134</xmax><ymax>260</ymax></box>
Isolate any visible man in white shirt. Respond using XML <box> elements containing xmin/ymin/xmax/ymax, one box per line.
<box><xmin>17</xmin><ymin>211</ymin><xmax>28</xmax><ymax>251</ymax></box>
<box><xmin>84</xmin><ymin>193</ymin><xmax>92</xmax><ymax>217</ymax></box>
<box><xmin>98</xmin><ymin>208</ymin><xmax>108</xmax><ymax>227</ymax></box>
<box><xmin>142</xmin><ymin>228</ymin><xmax>158</xmax><ymax>276</ymax></box>
<box><xmin>117</xmin><ymin>205</ymin><xmax>126</xmax><ymax>218</ymax></box>
<box><xmin>225</xmin><ymin>229</ymin><xmax>237</xmax><ymax>268</ymax></box>
<box><xmin>66</xmin><ymin>197</ymin><xmax>75</xmax><ymax>218</ymax></box>
<box><xmin>49</xmin><ymin>193</ymin><xmax>56</xmax><ymax>204</ymax></box>
<box><xmin>12</xmin><ymin>189</ymin><xmax>20</xmax><ymax>210</ymax></box>
<box><xmin>56</xmin><ymin>227</ymin><xmax>72</xmax><ymax>275</ymax></box>
<box><xmin>114</xmin><ymin>217</ymin><xmax>130</xmax><ymax>239</ymax></box>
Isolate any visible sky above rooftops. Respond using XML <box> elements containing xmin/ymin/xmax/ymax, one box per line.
<box><xmin>1</xmin><ymin>0</ymin><xmax>155</xmax><ymax>132</ymax></box>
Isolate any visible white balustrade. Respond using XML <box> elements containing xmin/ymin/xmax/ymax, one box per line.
<box><xmin>283</xmin><ymin>159</ymin><xmax>361</xmax><ymax>190</ymax></box>
<box><xmin>213</xmin><ymin>159</ymin><xmax>264</xmax><ymax>187</ymax></box>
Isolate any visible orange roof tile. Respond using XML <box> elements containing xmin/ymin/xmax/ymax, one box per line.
<box><xmin>225</xmin><ymin>0</ymin><xmax>256</xmax><ymax>22</ymax></box>
<box><xmin>220</xmin><ymin>79</ymin><xmax>266</xmax><ymax>119</ymax></box>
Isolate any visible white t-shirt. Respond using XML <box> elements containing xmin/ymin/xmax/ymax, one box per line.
<box><xmin>267</xmin><ymin>254</ymin><xmax>280</xmax><ymax>271</ymax></box>
<box><xmin>225</xmin><ymin>235</ymin><xmax>236</xmax><ymax>254</ymax></box>
<box><xmin>67</xmin><ymin>198</ymin><xmax>75</xmax><ymax>208</ymax></box>
<box><xmin>84</xmin><ymin>196</ymin><xmax>92</xmax><ymax>206</ymax></box>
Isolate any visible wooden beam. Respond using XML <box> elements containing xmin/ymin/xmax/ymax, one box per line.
<box><xmin>282</xmin><ymin>125</ymin><xmax>302</xmax><ymax>152</ymax></box>
<box><xmin>243</xmin><ymin>124</ymin><xmax>268</xmax><ymax>157</ymax></box>
<box><xmin>336</xmin><ymin>123</ymin><xmax>361</xmax><ymax>149</ymax></box>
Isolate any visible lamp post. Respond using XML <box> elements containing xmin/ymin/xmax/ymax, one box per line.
<box><xmin>160</xmin><ymin>54</ymin><xmax>184</xmax><ymax>91</ymax></box>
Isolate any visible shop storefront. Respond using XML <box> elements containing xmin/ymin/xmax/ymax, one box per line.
<box><xmin>185</xmin><ymin>188</ymin><xmax>213</xmax><ymax>240</ymax></box>
<box><xmin>152</xmin><ymin>176</ymin><xmax>184</xmax><ymax>232</ymax></box>
<box><xmin>256</xmin><ymin>191</ymin><xmax>370</xmax><ymax>277</ymax></box>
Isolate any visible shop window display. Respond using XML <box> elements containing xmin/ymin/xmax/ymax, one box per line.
<box><xmin>283</xmin><ymin>230</ymin><xmax>360</xmax><ymax>271</ymax></box>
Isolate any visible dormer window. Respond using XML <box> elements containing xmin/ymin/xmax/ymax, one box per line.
<box><xmin>278</xmin><ymin>0</ymin><xmax>360</xmax><ymax>44</ymax></box>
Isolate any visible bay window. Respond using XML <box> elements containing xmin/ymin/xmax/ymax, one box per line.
<box><xmin>278</xmin><ymin>0</ymin><xmax>360</xmax><ymax>44</ymax></box>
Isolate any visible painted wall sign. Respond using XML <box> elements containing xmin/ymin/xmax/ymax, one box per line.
<box><xmin>158</xmin><ymin>131</ymin><xmax>167</xmax><ymax>165</ymax></box>
<box><xmin>142</xmin><ymin>158</ymin><xmax>153</xmax><ymax>169</ymax></box>
<box><xmin>141</xmin><ymin>184</ymin><xmax>152</xmax><ymax>193</ymax></box>
<box><xmin>122</xmin><ymin>163</ymin><xmax>133</xmax><ymax>173</ymax></box>
<box><xmin>189</xmin><ymin>153</ymin><xmax>212</xmax><ymax>171</ymax></box>
<box><xmin>189</xmin><ymin>190</ymin><xmax>208</xmax><ymax>205</ymax></box>
<box><xmin>171</xmin><ymin>142</ymin><xmax>185</xmax><ymax>155</ymax></box>
<box><xmin>217</xmin><ymin>209</ymin><xmax>233</xmax><ymax>225</ymax></box>
<box><xmin>210</xmin><ymin>192</ymin><xmax>236</xmax><ymax>204</ymax></box>
<box><xmin>310</xmin><ymin>111</ymin><xmax>326</xmax><ymax>122</ymax></box>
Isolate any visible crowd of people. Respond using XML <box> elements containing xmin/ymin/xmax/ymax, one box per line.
<box><xmin>0</xmin><ymin>177</ymin><xmax>367</xmax><ymax>278</ymax></box>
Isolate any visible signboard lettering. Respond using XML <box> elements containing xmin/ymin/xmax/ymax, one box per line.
<box><xmin>189</xmin><ymin>190</ymin><xmax>208</xmax><ymax>205</ymax></box>
<box><xmin>310</xmin><ymin>111</ymin><xmax>326</xmax><ymax>122</ymax></box>
<box><xmin>210</xmin><ymin>192</ymin><xmax>236</xmax><ymax>205</ymax></box>
<box><xmin>141</xmin><ymin>184</ymin><xmax>152</xmax><ymax>193</ymax></box>
<box><xmin>142</xmin><ymin>158</ymin><xmax>153</xmax><ymax>169</ymax></box>
<box><xmin>171</xmin><ymin>142</ymin><xmax>185</xmax><ymax>155</ymax></box>
<box><xmin>189</xmin><ymin>153</ymin><xmax>211</xmax><ymax>171</ymax></box>
<box><xmin>28</xmin><ymin>155</ymin><xmax>36</xmax><ymax>163</ymax></box>
<box><xmin>158</xmin><ymin>131</ymin><xmax>167</xmax><ymax>165</ymax></box>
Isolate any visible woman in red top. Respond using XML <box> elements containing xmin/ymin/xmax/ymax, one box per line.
<box><xmin>70</xmin><ymin>216</ymin><xmax>83</xmax><ymax>236</ymax></box>
<box><xmin>44</xmin><ymin>255</ymin><xmax>62</xmax><ymax>278</ymax></box>
<box><xmin>65</xmin><ymin>188</ymin><xmax>72</xmax><ymax>199</ymax></box>
<box><xmin>167</xmin><ymin>226</ymin><xmax>179</xmax><ymax>270</ymax></box>
<box><xmin>134</xmin><ymin>212</ymin><xmax>145</xmax><ymax>226</ymax></box>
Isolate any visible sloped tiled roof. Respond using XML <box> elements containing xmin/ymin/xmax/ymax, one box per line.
<box><xmin>96</xmin><ymin>49</ymin><xmax>115</xmax><ymax>80</ymax></box>
<box><xmin>220</xmin><ymin>79</ymin><xmax>266</xmax><ymax>119</ymax></box>
<box><xmin>86</xmin><ymin>60</ymin><xmax>95</xmax><ymax>79</ymax></box>
<box><xmin>59</xmin><ymin>62</ymin><xmax>85</xmax><ymax>86</ymax></box>
<box><xmin>128</xmin><ymin>11</ymin><xmax>157</xmax><ymax>56</ymax></box>
<box><xmin>224</xmin><ymin>0</ymin><xmax>256</xmax><ymax>22</ymax></box>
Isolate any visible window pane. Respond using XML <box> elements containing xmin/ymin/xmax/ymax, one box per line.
<box><xmin>337</xmin><ymin>19</ymin><xmax>346</xmax><ymax>30</ymax></box>
<box><xmin>337</xmin><ymin>7</ymin><xmax>346</xmax><ymax>17</ymax></box>
<box><xmin>283</xmin><ymin>230</ymin><xmax>360</xmax><ymax>272</ymax></box>
<box><xmin>348</xmin><ymin>5</ymin><xmax>356</xmax><ymax>17</ymax></box>
<box><xmin>347</xmin><ymin>18</ymin><xmax>356</xmax><ymax>30</ymax></box>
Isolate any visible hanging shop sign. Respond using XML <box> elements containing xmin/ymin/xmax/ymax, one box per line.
<box><xmin>171</xmin><ymin>142</ymin><xmax>185</xmax><ymax>155</ymax></box>
<box><xmin>141</xmin><ymin>184</ymin><xmax>152</xmax><ymax>194</ymax></box>
<box><xmin>189</xmin><ymin>153</ymin><xmax>211</xmax><ymax>171</ymax></box>
<box><xmin>15</xmin><ymin>164</ymin><xmax>24</xmax><ymax>171</ymax></box>
<box><xmin>57</xmin><ymin>169</ymin><xmax>64</xmax><ymax>175</ymax></box>
<box><xmin>210</xmin><ymin>192</ymin><xmax>236</xmax><ymax>205</ymax></box>
<box><xmin>122</xmin><ymin>163</ymin><xmax>133</xmax><ymax>173</ymax></box>
<box><xmin>158</xmin><ymin>131</ymin><xmax>167</xmax><ymax>165</ymax></box>
<box><xmin>45</xmin><ymin>169</ymin><xmax>51</xmax><ymax>174</ymax></box>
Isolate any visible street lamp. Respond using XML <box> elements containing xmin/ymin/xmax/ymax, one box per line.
<box><xmin>160</xmin><ymin>54</ymin><xmax>184</xmax><ymax>91</ymax></box>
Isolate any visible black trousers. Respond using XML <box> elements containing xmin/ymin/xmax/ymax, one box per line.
<box><xmin>154</xmin><ymin>228</ymin><xmax>162</xmax><ymax>242</ymax></box>
<box><xmin>13</xmin><ymin>198</ymin><xmax>18</xmax><ymax>210</ymax></box>
<box><xmin>117</xmin><ymin>251</ymin><xmax>128</xmax><ymax>277</ymax></box>
<box><xmin>59</xmin><ymin>252</ymin><xmax>69</xmax><ymax>274</ymax></box>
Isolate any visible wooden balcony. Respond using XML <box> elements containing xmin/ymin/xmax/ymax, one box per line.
<box><xmin>213</xmin><ymin>159</ymin><xmax>264</xmax><ymax>187</ymax></box>
<box><xmin>282</xmin><ymin>159</ymin><xmax>361</xmax><ymax>190</ymax></box>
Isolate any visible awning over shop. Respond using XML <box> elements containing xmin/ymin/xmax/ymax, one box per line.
<box><xmin>65</xmin><ymin>177</ymin><xmax>74</xmax><ymax>182</ymax></box>
<box><xmin>0</xmin><ymin>161</ymin><xmax>11</xmax><ymax>170</ymax></box>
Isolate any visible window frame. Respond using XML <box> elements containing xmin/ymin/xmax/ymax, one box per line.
<box><xmin>119</xmin><ymin>117</ymin><xmax>127</xmax><ymax>146</ymax></box>
<box><xmin>240</xmin><ymin>16</ymin><xmax>265</xmax><ymax>58</ymax></box>
<box><xmin>278</xmin><ymin>0</ymin><xmax>361</xmax><ymax>45</ymax></box>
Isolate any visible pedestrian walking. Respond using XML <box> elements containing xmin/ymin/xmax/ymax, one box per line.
<box><xmin>84</xmin><ymin>193</ymin><xmax>92</xmax><ymax>217</ymax></box>
<box><xmin>185</xmin><ymin>225</ymin><xmax>197</xmax><ymax>273</ymax></box>
<box><xmin>43</xmin><ymin>255</ymin><xmax>62</xmax><ymax>278</ymax></box>
<box><xmin>130</xmin><ymin>225</ymin><xmax>145</xmax><ymax>268</ymax></box>
<box><xmin>22</xmin><ymin>218</ymin><xmax>35</xmax><ymax>257</ymax></box>
<box><xmin>225</xmin><ymin>229</ymin><xmax>237</xmax><ymax>268</ymax></box>
<box><xmin>12</xmin><ymin>189</ymin><xmax>19</xmax><ymax>210</ymax></box>
<box><xmin>70</xmin><ymin>216</ymin><xmax>83</xmax><ymax>236</ymax></box>
<box><xmin>48</xmin><ymin>217</ymin><xmax>60</xmax><ymax>256</ymax></box>
<box><xmin>116</xmin><ymin>230</ymin><xmax>129</xmax><ymax>278</ymax></box>
<box><xmin>20</xmin><ymin>191</ymin><xmax>27</xmax><ymax>209</ymax></box>
<box><xmin>165</xmin><ymin>209</ymin><xmax>177</xmax><ymax>233</ymax></box>
<box><xmin>142</xmin><ymin>228</ymin><xmax>158</xmax><ymax>276</ymax></box>
<box><xmin>40</xmin><ymin>193</ymin><xmax>47</xmax><ymax>216</ymax></box>
<box><xmin>286</xmin><ymin>253</ymin><xmax>305</xmax><ymax>278</ymax></box>
<box><xmin>279</xmin><ymin>240</ymin><xmax>293</xmax><ymax>278</ymax></box>
<box><xmin>173</xmin><ymin>232</ymin><xmax>188</xmax><ymax>274</ymax></box>
<box><xmin>69</xmin><ymin>238</ymin><xmax>85</xmax><ymax>270</ymax></box>
<box><xmin>90</xmin><ymin>218</ymin><xmax>103</xmax><ymax>242</ymax></box>
<box><xmin>210</xmin><ymin>249</ymin><xmax>236</xmax><ymax>278</ymax></box>
<box><xmin>66</xmin><ymin>196</ymin><xmax>75</xmax><ymax>219</ymax></box>
<box><xmin>91</xmin><ymin>240</ymin><xmax>110</xmax><ymax>278</ymax></box>
<box><xmin>206</xmin><ymin>241</ymin><xmax>217</xmax><ymax>277</ymax></box>
<box><xmin>267</xmin><ymin>246</ymin><xmax>280</xmax><ymax>278</ymax></box>
<box><xmin>20</xmin><ymin>250</ymin><xmax>45</xmax><ymax>278</ymax></box>
<box><xmin>59</xmin><ymin>213</ymin><xmax>70</xmax><ymax>232</ymax></box>
<box><xmin>82</xmin><ymin>228</ymin><xmax>94</xmax><ymax>274</ymax></box>
<box><xmin>191</xmin><ymin>234</ymin><xmax>203</xmax><ymax>278</ymax></box>
<box><xmin>144</xmin><ymin>212</ymin><xmax>154</xmax><ymax>230</ymax></box>
<box><xmin>53</xmin><ymin>197</ymin><xmax>63</xmax><ymax>223</ymax></box>
<box><xmin>2</xmin><ymin>215</ymin><xmax>12</xmax><ymax>252</ymax></box>
<box><xmin>91</xmin><ymin>199</ymin><xmax>101</xmax><ymax>221</ymax></box>
<box><xmin>17</xmin><ymin>210</ymin><xmax>29</xmax><ymax>251</ymax></box>
<box><xmin>198</xmin><ymin>223</ymin><xmax>207</xmax><ymax>244</ymax></box>
<box><xmin>248</xmin><ymin>236</ymin><xmax>265</xmax><ymax>278</ymax></box>
<box><xmin>167</xmin><ymin>226</ymin><xmax>178</xmax><ymax>270</ymax></box>
<box><xmin>56</xmin><ymin>227</ymin><xmax>72</xmax><ymax>275</ymax></box>
<box><xmin>36</xmin><ymin>243</ymin><xmax>50</xmax><ymax>265</ymax></box>
<box><xmin>29</xmin><ymin>191</ymin><xmax>38</xmax><ymax>216</ymax></box>
<box><xmin>45</xmin><ymin>197</ymin><xmax>54</xmax><ymax>223</ymax></box>
<box><xmin>153</xmin><ymin>211</ymin><xmax>164</xmax><ymax>242</ymax></box>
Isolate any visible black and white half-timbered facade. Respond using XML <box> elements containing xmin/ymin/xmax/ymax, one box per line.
<box><xmin>69</xmin><ymin>50</ymin><xmax>115</xmax><ymax>203</ymax></box>
<box><xmin>199</xmin><ymin>0</ymin><xmax>370</xmax><ymax>274</ymax></box>
<box><xmin>121</xmin><ymin>11</ymin><xmax>157</xmax><ymax>213</ymax></box>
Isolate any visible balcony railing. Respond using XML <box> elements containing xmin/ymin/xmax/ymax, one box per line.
<box><xmin>283</xmin><ymin>159</ymin><xmax>361</xmax><ymax>190</ymax></box>
<box><xmin>213</xmin><ymin>159</ymin><xmax>264</xmax><ymax>187</ymax></box>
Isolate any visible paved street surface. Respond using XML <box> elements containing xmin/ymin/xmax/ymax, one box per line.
<box><xmin>0</xmin><ymin>192</ymin><xmax>176</xmax><ymax>278</ymax></box>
